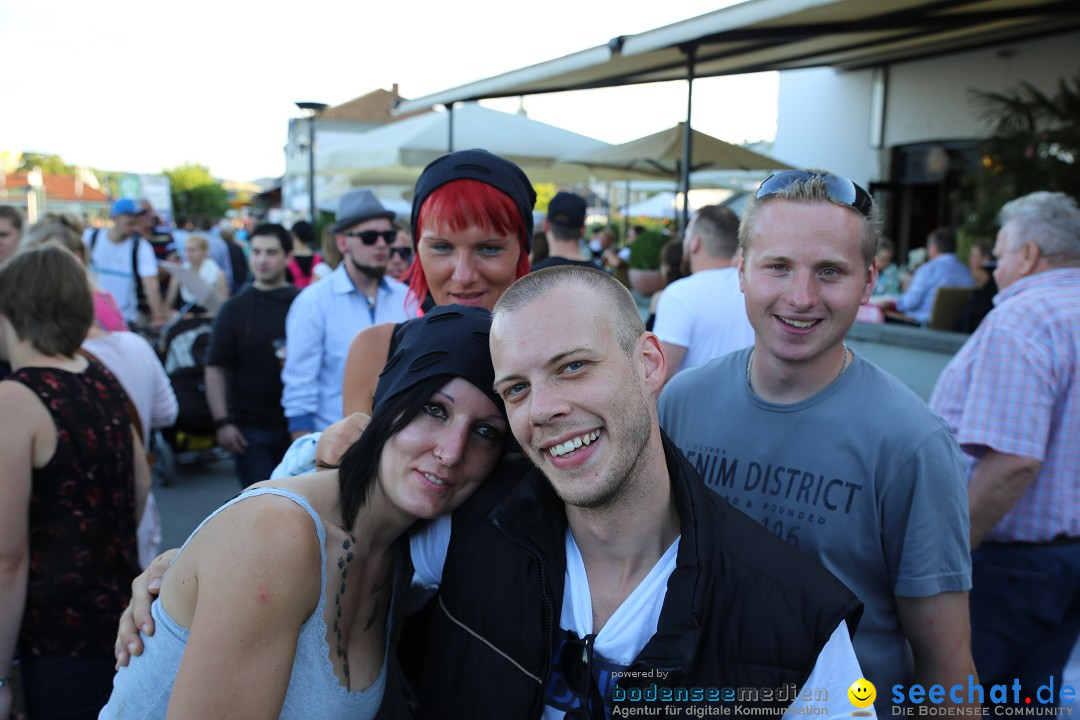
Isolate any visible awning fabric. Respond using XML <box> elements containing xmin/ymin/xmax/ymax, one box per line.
<box><xmin>397</xmin><ymin>0</ymin><xmax>1078</xmax><ymax>112</ymax></box>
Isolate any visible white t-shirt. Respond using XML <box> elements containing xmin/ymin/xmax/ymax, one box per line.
<box><xmin>411</xmin><ymin>517</ymin><xmax>867</xmax><ymax>720</ymax></box>
<box><xmin>80</xmin><ymin>330</ymin><xmax>176</xmax><ymax>570</ymax></box>
<box><xmin>652</xmin><ymin>268</ymin><xmax>755</xmax><ymax>375</ymax></box>
<box><xmin>85</xmin><ymin>230</ymin><xmax>159</xmax><ymax>322</ymax></box>
<box><xmin>81</xmin><ymin>331</ymin><xmax>178</xmax><ymax>446</ymax></box>
<box><xmin>179</xmin><ymin>258</ymin><xmax>224</xmax><ymax>304</ymax></box>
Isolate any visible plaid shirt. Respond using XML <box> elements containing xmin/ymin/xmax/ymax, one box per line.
<box><xmin>930</xmin><ymin>268</ymin><xmax>1080</xmax><ymax>543</ymax></box>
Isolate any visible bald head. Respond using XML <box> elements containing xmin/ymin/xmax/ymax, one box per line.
<box><xmin>490</xmin><ymin>265</ymin><xmax>666</xmax><ymax>510</ymax></box>
<box><xmin>492</xmin><ymin>265</ymin><xmax>644</xmax><ymax>355</ymax></box>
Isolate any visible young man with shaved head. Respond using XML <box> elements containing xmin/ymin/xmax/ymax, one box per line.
<box><xmin>118</xmin><ymin>266</ymin><xmax>865</xmax><ymax>718</ymax></box>
<box><xmin>653</xmin><ymin>203</ymin><xmax>755</xmax><ymax>384</ymax></box>
<box><xmin>405</xmin><ymin>266</ymin><xmax>863</xmax><ymax>718</ymax></box>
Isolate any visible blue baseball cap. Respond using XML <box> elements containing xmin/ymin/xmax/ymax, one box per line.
<box><xmin>110</xmin><ymin>198</ymin><xmax>146</xmax><ymax>217</ymax></box>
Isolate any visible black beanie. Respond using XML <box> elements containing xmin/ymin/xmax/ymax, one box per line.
<box><xmin>373</xmin><ymin>304</ymin><xmax>501</xmax><ymax>415</ymax></box>
<box><xmin>411</xmin><ymin>149</ymin><xmax>537</xmax><ymax>252</ymax></box>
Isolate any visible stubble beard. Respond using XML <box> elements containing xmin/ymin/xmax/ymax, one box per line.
<box><xmin>535</xmin><ymin>379</ymin><xmax>653</xmax><ymax>512</ymax></box>
<box><xmin>254</xmin><ymin>270</ymin><xmax>287</xmax><ymax>289</ymax></box>
<box><xmin>350</xmin><ymin>255</ymin><xmax>386</xmax><ymax>282</ymax></box>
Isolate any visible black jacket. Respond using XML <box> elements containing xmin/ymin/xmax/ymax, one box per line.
<box><xmin>416</xmin><ymin>433</ymin><xmax>862</xmax><ymax>718</ymax></box>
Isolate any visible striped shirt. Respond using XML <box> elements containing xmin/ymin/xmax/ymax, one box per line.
<box><xmin>282</xmin><ymin>265</ymin><xmax>413</xmax><ymax>433</ymax></box>
<box><xmin>930</xmin><ymin>268</ymin><xmax>1080</xmax><ymax>542</ymax></box>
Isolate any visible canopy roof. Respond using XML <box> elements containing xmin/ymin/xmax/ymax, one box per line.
<box><xmin>397</xmin><ymin>0</ymin><xmax>1078</xmax><ymax>111</ymax></box>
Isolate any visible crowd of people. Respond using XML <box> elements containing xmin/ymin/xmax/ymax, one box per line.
<box><xmin>0</xmin><ymin>151</ymin><xmax>1077</xmax><ymax>720</ymax></box>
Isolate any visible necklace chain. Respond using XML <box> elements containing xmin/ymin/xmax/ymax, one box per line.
<box><xmin>746</xmin><ymin>345</ymin><xmax>850</xmax><ymax>390</ymax></box>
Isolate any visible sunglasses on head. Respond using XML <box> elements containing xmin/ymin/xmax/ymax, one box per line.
<box><xmin>388</xmin><ymin>247</ymin><xmax>413</xmax><ymax>261</ymax></box>
<box><xmin>756</xmin><ymin>170</ymin><xmax>873</xmax><ymax>217</ymax></box>
<box><xmin>561</xmin><ymin>632</ymin><xmax>605</xmax><ymax>720</ymax></box>
<box><xmin>342</xmin><ymin>229</ymin><xmax>397</xmax><ymax>245</ymax></box>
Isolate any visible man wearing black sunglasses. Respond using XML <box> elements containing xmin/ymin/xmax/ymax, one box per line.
<box><xmin>281</xmin><ymin>189</ymin><xmax>412</xmax><ymax>439</ymax></box>
<box><xmin>660</xmin><ymin>170</ymin><xmax>976</xmax><ymax>713</ymax></box>
<box><xmin>385</xmin><ymin>225</ymin><xmax>414</xmax><ymax>282</ymax></box>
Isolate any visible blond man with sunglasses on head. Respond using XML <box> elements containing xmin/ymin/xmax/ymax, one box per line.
<box><xmin>660</xmin><ymin>170</ymin><xmax>977</xmax><ymax>715</ymax></box>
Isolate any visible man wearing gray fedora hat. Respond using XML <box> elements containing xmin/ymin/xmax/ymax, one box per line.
<box><xmin>282</xmin><ymin>189</ymin><xmax>414</xmax><ymax>438</ymax></box>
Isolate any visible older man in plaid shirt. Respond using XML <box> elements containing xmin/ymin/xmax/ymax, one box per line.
<box><xmin>930</xmin><ymin>190</ymin><xmax>1080</xmax><ymax>703</ymax></box>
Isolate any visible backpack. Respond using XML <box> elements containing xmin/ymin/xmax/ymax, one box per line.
<box><xmin>89</xmin><ymin>228</ymin><xmax>149</xmax><ymax>313</ymax></box>
<box><xmin>226</xmin><ymin>239</ymin><xmax>248</xmax><ymax>294</ymax></box>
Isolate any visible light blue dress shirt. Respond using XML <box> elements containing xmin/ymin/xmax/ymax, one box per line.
<box><xmin>896</xmin><ymin>253</ymin><xmax>974</xmax><ymax>323</ymax></box>
<box><xmin>281</xmin><ymin>265</ymin><xmax>413</xmax><ymax>432</ymax></box>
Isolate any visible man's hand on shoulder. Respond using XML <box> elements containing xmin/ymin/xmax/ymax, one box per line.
<box><xmin>315</xmin><ymin>413</ymin><xmax>371</xmax><ymax>468</ymax></box>
<box><xmin>114</xmin><ymin>549</ymin><xmax>177</xmax><ymax>668</ymax></box>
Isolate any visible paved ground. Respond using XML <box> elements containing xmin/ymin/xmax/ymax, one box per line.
<box><xmin>154</xmin><ymin>454</ymin><xmax>241</xmax><ymax>551</ymax></box>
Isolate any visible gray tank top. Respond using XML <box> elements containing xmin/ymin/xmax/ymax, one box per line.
<box><xmin>99</xmin><ymin>487</ymin><xmax>388</xmax><ymax>719</ymax></box>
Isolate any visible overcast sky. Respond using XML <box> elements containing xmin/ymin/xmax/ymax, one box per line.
<box><xmin>0</xmin><ymin>0</ymin><xmax>778</xmax><ymax>181</ymax></box>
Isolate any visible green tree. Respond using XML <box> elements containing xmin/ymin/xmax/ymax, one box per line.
<box><xmin>163</xmin><ymin>163</ymin><xmax>230</xmax><ymax>219</ymax></box>
<box><xmin>93</xmin><ymin>169</ymin><xmax>125</xmax><ymax>200</ymax></box>
<box><xmin>957</xmin><ymin>69</ymin><xmax>1080</xmax><ymax>239</ymax></box>
<box><xmin>16</xmin><ymin>152</ymin><xmax>76</xmax><ymax>175</ymax></box>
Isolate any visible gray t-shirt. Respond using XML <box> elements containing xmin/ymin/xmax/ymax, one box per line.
<box><xmin>659</xmin><ymin>347</ymin><xmax>971</xmax><ymax>709</ymax></box>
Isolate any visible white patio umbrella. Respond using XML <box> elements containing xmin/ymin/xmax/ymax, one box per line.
<box><xmin>622</xmin><ymin>191</ymin><xmax>704</xmax><ymax>219</ymax></box>
<box><xmin>320</xmin><ymin>103</ymin><xmax>664</xmax><ymax>185</ymax></box>
<box><xmin>320</xmin><ymin>103</ymin><xmax>604</xmax><ymax>171</ymax></box>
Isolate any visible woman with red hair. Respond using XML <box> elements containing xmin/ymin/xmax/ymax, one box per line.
<box><xmin>342</xmin><ymin>150</ymin><xmax>536</xmax><ymax>417</ymax></box>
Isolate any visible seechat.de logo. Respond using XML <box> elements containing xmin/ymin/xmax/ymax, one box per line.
<box><xmin>891</xmin><ymin>675</ymin><xmax>1076</xmax><ymax>717</ymax></box>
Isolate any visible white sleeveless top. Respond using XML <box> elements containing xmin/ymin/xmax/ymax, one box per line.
<box><xmin>99</xmin><ymin>487</ymin><xmax>388</xmax><ymax>719</ymax></box>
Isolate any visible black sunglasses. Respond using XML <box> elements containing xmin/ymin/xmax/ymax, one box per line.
<box><xmin>342</xmin><ymin>229</ymin><xmax>397</xmax><ymax>245</ymax></box>
<box><xmin>561</xmin><ymin>632</ymin><xmax>605</xmax><ymax>720</ymax></box>
<box><xmin>756</xmin><ymin>170</ymin><xmax>874</xmax><ymax>217</ymax></box>
<box><xmin>388</xmin><ymin>246</ymin><xmax>413</xmax><ymax>261</ymax></box>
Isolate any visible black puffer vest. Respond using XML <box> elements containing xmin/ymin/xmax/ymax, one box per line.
<box><xmin>416</xmin><ymin>433</ymin><xmax>862</xmax><ymax>718</ymax></box>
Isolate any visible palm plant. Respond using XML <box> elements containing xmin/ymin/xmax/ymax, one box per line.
<box><xmin>957</xmin><ymin>69</ymin><xmax>1080</xmax><ymax>239</ymax></box>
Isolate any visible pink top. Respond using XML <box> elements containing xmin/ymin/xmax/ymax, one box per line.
<box><xmin>94</xmin><ymin>289</ymin><xmax>128</xmax><ymax>332</ymax></box>
<box><xmin>289</xmin><ymin>253</ymin><xmax>323</xmax><ymax>290</ymax></box>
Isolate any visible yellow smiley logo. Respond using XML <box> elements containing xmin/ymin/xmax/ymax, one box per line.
<box><xmin>848</xmin><ymin>678</ymin><xmax>876</xmax><ymax>708</ymax></box>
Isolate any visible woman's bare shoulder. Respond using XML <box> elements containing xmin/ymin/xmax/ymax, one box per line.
<box><xmin>0</xmin><ymin>379</ymin><xmax>56</xmax><ymax>450</ymax></box>
<box><xmin>344</xmin><ymin>322</ymin><xmax>397</xmax><ymax>416</ymax></box>
<box><xmin>166</xmin><ymin>491</ymin><xmax>325</xmax><ymax>623</ymax></box>
<box><xmin>348</xmin><ymin>322</ymin><xmax>396</xmax><ymax>354</ymax></box>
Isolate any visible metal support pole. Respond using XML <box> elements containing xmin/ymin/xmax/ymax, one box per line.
<box><xmin>308</xmin><ymin>114</ymin><xmax>317</xmax><ymax>222</ymax></box>
<box><xmin>447</xmin><ymin>102</ymin><xmax>456</xmax><ymax>152</ymax></box>
<box><xmin>296</xmin><ymin>101</ymin><xmax>328</xmax><ymax>223</ymax></box>
<box><xmin>680</xmin><ymin>45</ymin><xmax>697</xmax><ymax>235</ymax></box>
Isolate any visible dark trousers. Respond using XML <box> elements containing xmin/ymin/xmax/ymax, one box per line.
<box><xmin>971</xmin><ymin>541</ymin><xmax>1080</xmax><ymax>706</ymax></box>
<box><xmin>21</xmin><ymin>655</ymin><xmax>115</xmax><ymax>720</ymax></box>
<box><xmin>233</xmin><ymin>425</ymin><xmax>292</xmax><ymax>488</ymax></box>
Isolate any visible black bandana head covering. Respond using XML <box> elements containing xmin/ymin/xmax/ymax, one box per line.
<box><xmin>411</xmin><ymin>148</ymin><xmax>537</xmax><ymax>252</ymax></box>
<box><xmin>373</xmin><ymin>304</ymin><xmax>501</xmax><ymax>415</ymax></box>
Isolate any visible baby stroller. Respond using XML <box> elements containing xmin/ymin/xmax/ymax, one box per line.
<box><xmin>153</xmin><ymin>265</ymin><xmax>229</xmax><ymax>485</ymax></box>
